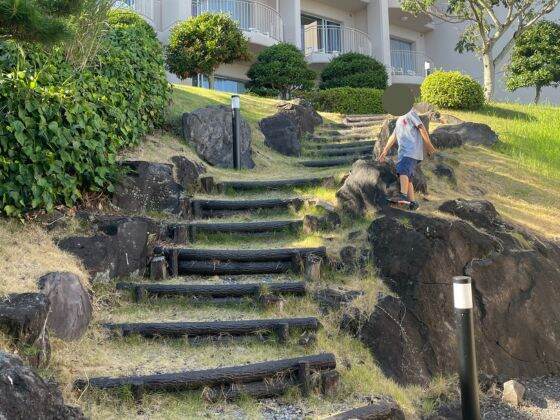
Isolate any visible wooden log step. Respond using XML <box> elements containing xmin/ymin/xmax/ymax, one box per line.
<box><xmin>311</xmin><ymin>134</ymin><xmax>374</xmax><ymax>143</ymax></box>
<box><xmin>305</xmin><ymin>140</ymin><xmax>374</xmax><ymax>149</ymax></box>
<box><xmin>203</xmin><ymin>377</ymin><xmax>298</xmax><ymax>402</ymax></box>
<box><xmin>344</xmin><ymin>114</ymin><xmax>388</xmax><ymax>123</ymax></box>
<box><xmin>314</xmin><ymin>145</ymin><xmax>372</xmax><ymax>157</ymax></box>
<box><xmin>155</xmin><ymin>246</ymin><xmax>327</xmax><ymax>262</ymax></box>
<box><xmin>103</xmin><ymin>317</ymin><xmax>320</xmax><ymax>338</ymax></box>
<box><xmin>178</xmin><ymin>260</ymin><xmax>293</xmax><ymax>275</ymax></box>
<box><xmin>188</xmin><ymin>219</ymin><xmax>302</xmax><ymax>236</ymax></box>
<box><xmin>301</xmin><ymin>155</ymin><xmax>371</xmax><ymax>168</ymax></box>
<box><xmin>218</xmin><ymin>176</ymin><xmax>333</xmax><ymax>191</ymax></box>
<box><xmin>191</xmin><ymin>198</ymin><xmax>302</xmax><ymax>214</ymax></box>
<box><xmin>115</xmin><ymin>281</ymin><xmax>307</xmax><ymax>299</ymax></box>
<box><xmin>74</xmin><ymin>353</ymin><xmax>337</xmax><ymax>391</ymax></box>
<box><xmin>342</xmin><ymin>120</ymin><xmax>384</xmax><ymax>128</ymax></box>
<box><xmin>326</xmin><ymin>401</ymin><xmax>405</xmax><ymax>419</ymax></box>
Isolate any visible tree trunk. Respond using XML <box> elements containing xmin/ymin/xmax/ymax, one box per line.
<box><xmin>482</xmin><ymin>52</ymin><xmax>495</xmax><ymax>101</ymax></box>
<box><xmin>208</xmin><ymin>74</ymin><xmax>215</xmax><ymax>90</ymax></box>
<box><xmin>535</xmin><ymin>86</ymin><xmax>542</xmax><ymax>104</ymax></box>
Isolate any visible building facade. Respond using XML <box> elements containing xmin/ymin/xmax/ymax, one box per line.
<box><xmin>122</xmin><ymin>0</ymin><xmax>560</xmax><ymax>103</ymax></box>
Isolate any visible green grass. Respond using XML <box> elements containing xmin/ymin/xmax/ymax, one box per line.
<box><xmin>452</xmin><ymin>102</ymin><xmax>560</xmax><ymax>178</ymax></box>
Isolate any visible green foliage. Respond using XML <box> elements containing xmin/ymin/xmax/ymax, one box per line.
<box><xmin>302</xmin><ymin>87</ymin><xmax>384</xmax><ymax>114</ymax></box>
<box><xmin>420</xmin><ymin>71</ymin><xmax>484</xmax><ymax>110</ymax></box>
<box><xmin>506</xmin><ymin>20</ymin><xmax>560</xmax><ymax>103</ymax></box>
<box><xmin>107</xmin><ymin>8</ymin><xmax>156</xmax><ymax>37</ymax></box>
<box><xmin>0</xmin><ymin>0</ymin><xmax>83</xmax><ymax>43</ymax></box>
<box><xmin>320</xmin><ymin>53</ymin><xmax>388</xmax><ymax>90</ymax></box>
<box><xmin>248</xmin><ymin>43</ymin><xmax>316</xmax><ymax>99</ymax></box>
<box><xmin>165</xmin><ymin>13</ymin><xmax>250</xmax><ymax>80</ymax></box>
<box><xmin>0</xmin><ymin>13</ymin><xmax>170</xmax><ymax>216</ymax></box>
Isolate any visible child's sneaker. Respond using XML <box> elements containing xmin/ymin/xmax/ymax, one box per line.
<box><xmin>409</xmin><ymin>201</ymin><xmax>419</xmax><ymax>211</ymax></box>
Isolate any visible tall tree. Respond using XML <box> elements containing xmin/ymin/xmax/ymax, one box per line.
<box><xmin>165</xmin><ymin>13</ymin><xmax>250</xmax><ymax>89</ymax></box>
<box><xmin>401</xmin><ymin>0</ymin><xmax>560</xmax><ymax>100</ymax></box>
<box><xmin>0</xmin><ymin>0</ymin><xmax>84</xmax><ymax>43</ymax></box>
<box><xmin>506</xmin><ymin>20</ymin><xmax>560</xmax><ymax>103</ymax></box>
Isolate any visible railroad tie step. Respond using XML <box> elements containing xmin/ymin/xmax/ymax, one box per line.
<box><xmin>103</xmin><ymin>317</ymin><xmax>320</xmax><ymax>339</ymax></box>
<box><xmin>155</xmin><ymin>246</ymin><xmax>327</xmax><ymax>262</ymax></box>
<box><xmin>115</xmin><ymin>281</ymin><xmax>307</xmax><ymax>303</ymax></box>
<box><xmin>305</xmin><ymin>140</ymin><xmax>374</xmax><ymax>150</ymax></box>
<box><xmin>200</xmin><ymin>176</ymin><xmax>335</xmax><ymax>194</ymax></box>
<box><xmin>190</xmin><ymin>197</ymin><xmax>304</xmax><ymax>218</ymax></box>
<box><xmin>301</xmin><ymin>155</ymin><xmax>371</xmax><ymax>168</ymax></box>
<box><xmin>179</xmin><ymin>260</ymin><xmax>293</xmax><ymax>275</ymax></box>
<box><xmin>311</xmin><ymin>145</ymin><xmax>372</xmax><ymax>158</ymax></box>
<box><xmin>74</xmin><ymin>353</ymin><xmax>338</xmax><ymax>402</ymax></box>
<box><xmin>186</xmin><ymin>219</ymin><xmax>303</xmax><ymax>241</ymax></box>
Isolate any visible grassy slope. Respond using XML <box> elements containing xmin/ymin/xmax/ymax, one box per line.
<box><xmin>1</xmin><ymin>87</ymin><xmax>559</xmax><ymax>418</ymax></box>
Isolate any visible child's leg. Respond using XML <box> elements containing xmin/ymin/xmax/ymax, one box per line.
<box><xmin>399</xmin><ymin>175</ymin><xmax>410</xmax><ymax>196</ymax></box>
<box><xmin>407</xmin><ymin>181</ymin><xmax>415</xmax><ymax>202</ymax></box>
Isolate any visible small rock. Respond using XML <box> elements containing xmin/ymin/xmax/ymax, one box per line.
<box><xmin>432</xmin><ymin>162</ymin><xmax>456</xmax><ymax>183</ymax></box>
<box><xmin>340</xmin><ymin>246</ymin><xmax>358</xmax><ymax>271</ymax></box>
<box><xmin>303</xmin><ymin>215</ymin><xmax>320</xmax><ymax>234</ymax></box>
<box><xmin>171</xmin><ymin>155</ymin><xmax>206</xmax><ymax>193</ymax></box>
<box><xmin>298</xmin><ymin>331</ymin><xmax>317</xmax><ymax>347</ymax></box>
<box><xmin>502</xmin><ymin>379</ymin><xmax>525</xmax><ymax>406</ymax></box>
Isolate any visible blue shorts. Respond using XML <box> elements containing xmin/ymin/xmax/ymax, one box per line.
<box><xmin>396</xmin><ymin>157</ymin><xmax>420</xmax><ymax>178</ymax></box>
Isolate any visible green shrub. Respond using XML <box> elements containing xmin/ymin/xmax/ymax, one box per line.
<box><xmin>248</xmin><ymin>43</ymin><xmax>316</xmax><ymax>99</ymax></box>
<box><xmin>303</xmin><ymin>87</ymin><xmax>384</xmax><ymax>114</ymax></box>
<box><xmin>0</xmin><ymin>13</ymin><xmax>170</xmax><ymax>217</ymax></box>
<box><xmin>420</xmin><ymin>70</ymin><xmax>484</xmax><ymax>110</ymax></box>
<box><xmin>320</xmin><ymin>53</ymin><xmax>388</xmax><ymax>90</ymax></box>
<box><xmin>107</xmin><ymin>8</ymin><xmax>156</xmax><ymax>37</ymax></box>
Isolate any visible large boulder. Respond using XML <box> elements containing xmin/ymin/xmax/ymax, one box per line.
<box><xmin>276</xmin><ymin>99</ymin><xmax>323</xmax><ymax>137</ymax></box>
<box><xmin>112</xmin><ymin>161</ymin><xmax>183</xmax><ymax>214</ymax></box>
<box><xmin>171</xmin><ymin>155</ymin><xmax>206</xmax><ymax>193</ymax></box>
<box><xmin>182</xmin><ymin>105</ymin><xmax>254</xmax><ymax>168</ymax></box>
<box><xmin>37</xmin><ymin>272</ymin><xmax>92</xmax><ymax>341</ymax></box>
<box><xmin>374</xmin><ymin>114</ymin><xmax>430</xmax><ymax>158</ymax></box>
<box><xmin>336</xmin><ymin>159</ymin><xmax>427</xmax><ymax>217</ymax></box>
<box><xmin>350</xmin><ymin>201</ymin><xmax>560</xmax><ymax>385</ymax></box>
<box><xmin>0</xmin><ymin>351</ymin><xmax>84</xmax><ymax>419</ymax></box>
<box><xmin>260</xmin><ymin>112</ymin><xmax>301</xmax><ymax>156</ymax></box>
<box><xmin>431</xmin><ymin>122</ymin><xmax>498</xmax><ymax>148</ymax></box>
<box><xmin>0</xmin><ymin>293</ymin><xmax>50</xmax><ymax>367</ymax></box>
<box><xmin>58</xmin><ymin>216</ymin><xmax>160</xmax><ymax>282</ymax></box>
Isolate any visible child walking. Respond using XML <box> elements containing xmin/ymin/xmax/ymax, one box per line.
<box><xmin>377</xmin><ymin>108</ymin><xmax>436</xmax><ymax>210</ymax></box>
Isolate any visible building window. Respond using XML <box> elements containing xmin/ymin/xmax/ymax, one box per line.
<box><xmin>390</xmin><ymin>37</ymin><xmax>417</xmax><ymax>75</ymax></box>
<box><xmin>194</xmin><ymin>75</ymin><xmax>247</xmax><ymax>94</ymax></box>
<box><xmin>301</xmin><ymin>14</ymin><xmax>342</xmax><ymax>54</ymax></box>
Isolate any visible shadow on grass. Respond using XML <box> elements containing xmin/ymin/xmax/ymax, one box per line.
<box><xmin>481</xmin><ymin>104</ymin><xmax>537</xmax><ymax>122</ymax></box>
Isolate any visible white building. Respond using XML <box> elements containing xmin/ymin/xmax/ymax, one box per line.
<box><xmin>123</xmin><ymin>0</ymin><xmax>560</xmax><ymax>104</ymax></box>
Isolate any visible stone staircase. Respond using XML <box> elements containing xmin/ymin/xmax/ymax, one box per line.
<box><xmin>300</xmin><ymin>115</ymin><xmax>383</xmax><ymax>168</ymax></box>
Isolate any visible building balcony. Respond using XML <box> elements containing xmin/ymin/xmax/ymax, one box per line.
<box><xmin>115</xmin><ymin>0</ymin><xmax>156</xmax><ymax>26</ymax></box>
<box><xmin>302</xmin><ymin>25</ymin><xmax>373</xmax><ymax>67</ymax></box>
<box><xmin>193</xmin><ymin>0</ymin><xmax>283</xmax><ymax>47</ymax></box>
<box><xmin>390</xmin><ymin>50</ymin><xmax>432</xmax><ymax>85</ymax></box>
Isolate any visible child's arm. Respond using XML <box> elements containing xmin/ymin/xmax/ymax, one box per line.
<box><xmin>377</xmin><ymin>132</ymin><xmax>397</xmax><ymax>163</ymax></box>
<box><xmin>419</xmin><ymin>125</ymin><xmax>436</xmax><ymax>156</ymax></box>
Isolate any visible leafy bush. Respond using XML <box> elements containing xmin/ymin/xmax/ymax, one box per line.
<box><xmin>302</xmin><ymin>87</ymin><xmax>384</xmax><ymax>114</ymax></box>
<box><xmin>320</xmin><ymin>53</ymin><xmax>388</xmax><ymax>90</ymax></box>
<box><xmin>248</xmin><ymin>43</ymin><xmax>316</xmax><ymax>99</ymax></box>
<box><xmin>166</xmin><ymin>13</ymin><xmax>250</xmax><ymax>81</ymax></box>
<box><xmin>0</xmin><ymin>13</ymin><xmax>170</xmax><ymax>216</ymax></box>
<box><xmin>420</xmin><ymin>70</ymin><xmax>484</xmax><ymax>110</ymax></box>
<box><xmin>107</xmin><ymin>8</ymin><xmax>156</xmax><ymax>37</ymax></box>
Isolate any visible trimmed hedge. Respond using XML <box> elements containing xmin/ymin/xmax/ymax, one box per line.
<box><xmin>303</xmin><ymin>87</ymin><xmax>384</xmax><ymax>114</ymax></box>
<box><xmin>0</xmin><ymin>12</ymin><xmax>170</xmax><ymax>216</ymax></box>
<box><xmin>420</xmin><ymin>71</ymin><xmax>484</xmax><ymax>110</ymax></box>
<box><xmin>320</xmin><ymin>53</ymin><xmax>388</xmax><ymax>90</ymax></box>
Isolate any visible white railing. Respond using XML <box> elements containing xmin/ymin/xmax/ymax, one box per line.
<box><xmin>114</xmin><ymin>0</ymin><xmax>156</xmax><ymax>26</ymax></box>
<box><xmin>302</xmin><ymin>25</ymin><xmax>373</xmax><ymax>56</ymax></box>
<box><xmin>390</xmin><ymin>50</ymin><xmax>432</xmax><ymax>77</ymax></box>
<box><xmin>193</xmin><ymin>0</ymin><xmax>283</xmax><ymax>42</ymax></box>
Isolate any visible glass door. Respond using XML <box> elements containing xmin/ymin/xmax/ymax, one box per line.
<box><xmin>301</xmin><ymin>14</ymin><xmax>341</xmax><ymax>54</ymax></box>
<box><xmin>390</xmin><ymin>37</ymin><xmax>416</xmax><ymax>75</ymax></box>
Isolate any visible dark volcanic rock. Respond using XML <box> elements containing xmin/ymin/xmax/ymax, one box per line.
<box><xmin>352</xmin><ymin>202</ymin><xmax>560</xmax><ymax>385</ymax></box>
<box><xmin>171</xmin><ymin>155</ymin><xmax>206</xmax><ymax>193</ymax></box>
<box><xmin>260</xmin><ymin>112</ymin><xmax>301</xmax><ymax>156</ymax></box>
<box><xmin>276</xmin><ymin>99</ymin><xmax>322</xmax><ymax>138</ymax></box>
<box><xmin>59</xmin><ymin>216</ymin><xmax>159</xmax><ymax>282</ymax></box>
<box><xmin>336</xmin><ymin>159</ymin><xmax>427</xmax><ymax>217</ymax></box>
<box><xmin>432</xmin><ymin>162</ymin><xmax>456</xmax><ymax>183</ymax></box>
<box><xmin>0</xmin><ymin>351</ymin><xmax>84</xmax><ymax>419</ymax></box>
<box><xmin>432</xmin><ymin>122</ymin><xmax>498</xmax><ymax>148</ymax></box>
<box><xmin>0</xmin><ymin>293</ymin><xmax>50</xmax><ymax>367</ymax></box>
<box><xmin>182</xmin><ymin>105</ymin><xmax>254</xmax><ymax>168</ymax></box>
<box><xmin>327</xmin><ymin>396</ymin><xmax>405</xmax><ymax>419</ymax></box>
<box><xmin>439</xmin><ymin>199</ymin><xmax>507</xmax><ymax>231</ymax></box>
<box><xmin>112</xmin><ymin>161</ymin><xmax>183</xmax><ymax>214</ymax></box>
<box><xmin>37</xmin><ymin>272</ymin><xmax>92</xmax><ymax>341</ymax></box>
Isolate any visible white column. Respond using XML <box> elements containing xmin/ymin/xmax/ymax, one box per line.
<box><xmin>279</xmin><ymin>0</ymin><xmax>301</xmax><ymax>48</ymax></box>
<box><xmin>367</xmin><ymin>0</ymin><xmax>392</xmax><ymax>82</ymax></box>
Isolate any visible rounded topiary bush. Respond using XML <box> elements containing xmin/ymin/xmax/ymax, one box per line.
<box><xmin>303</xmin><ymin>87</ymin><xmax>384</xmax><ymax>114</ymax></box>
<box><xmin>107</xmin><ymin>9</ymin><xmax>156</xmax><ymax>37</ymax></box>
<box><xmin>320</xmin><ymin>53</ymin><xmax>388</xmax><ymax>90</ymax></box>
<box><xmin>420</xmin><ymin>71</ymin><xmax>485</xmax><ymax>110</ymax></box>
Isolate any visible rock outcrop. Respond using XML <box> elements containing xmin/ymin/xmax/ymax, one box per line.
<box><xmin>0</xmin><ymin>293</ymin><xmax>50</xmax><ymax>367</ymax></box>
<box><xmin>276</xmin><ymin>99</ymin><xmax>323</xmax><ymax>138</ymax></box>
<box><xmin>347</xmin><ymin>200</ymin><xmax>560</xmax><ymax>385</ymax></box>
<box><xmin>0</xmin><ymin>351</ymin><xmax>84</xmax><ymax>419</ymax></box>
<box><xmin>112</xmin><ymin>161</ymin><xmax>183</xmax><ymax>214</ymax></box>
<box><xmin>171</xmin><ymin>155</ymin><xmax>206</xmax><ymax>193</ymax></box>
<box><xmin>37</xmin><ymin>272</ymin><xmax>92</xmax><ymax>341</ymax></box>
<box><xmin>431</xmin><ymin>122</ymin><xmax>498</xmax><ymax>149</ymax></box>
<box><xmin>182</xmin><ymin>105</ymin><xmax>254</xmax><ymax>168</ymax></box>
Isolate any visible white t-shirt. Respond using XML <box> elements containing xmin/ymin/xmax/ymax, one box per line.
<box><xmin>394</xmin><ymin>110</ymin><xmax>424</xmax><ymax>162</ymax></box>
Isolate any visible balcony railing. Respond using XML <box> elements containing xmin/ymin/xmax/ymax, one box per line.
<box><xmin>302</xmin><ymin>25</ymin><xmax>373</xmax><ymax>57</ymax></box>
<box><xmin>390</xmin><ymin>50</ymin><xmax>432</xmax><ymax>78</ymax></box>
<box><xmin>115</xmin><ymin>0</ymin><xmax>155</xmax><ymax>26</ymax></box>
<box><xmin>193</xmin><ymin>0</ymin><xmax>283</xmax><ymax>42</ymax></box>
